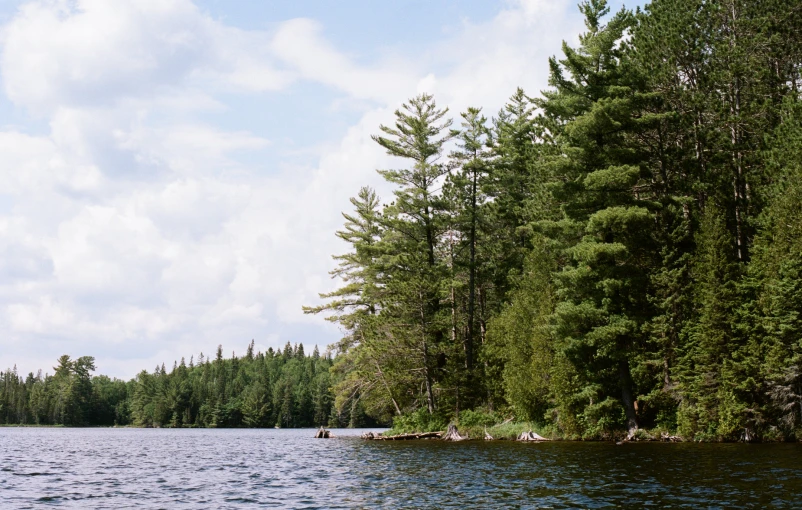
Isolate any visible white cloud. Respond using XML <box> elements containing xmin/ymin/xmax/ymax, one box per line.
<box><xmin>0</xmin><ymin>0</ymin><xmax>585</xmax><ymax>378</ymax></box>
<box><xmin>423</xmin><ymin>0</ymin><xmax>582</xmax><ymax>113</ymax></box>
<box><xmin>1</xmin><ymin>0</ymin><xmax>292</xmax><ymax>114</ymax></box>
<box><xmin>271</xmin><ymin>18</ymin><xmax>417</xmax><ymax>103</ymax></box>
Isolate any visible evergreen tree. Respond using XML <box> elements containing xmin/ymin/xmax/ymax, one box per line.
<box><xmin>448</xmin><ymin>107</ymin><xmax>492</xmax><ymax>374</ymax></box>
<box><xmin>538</xmin><ymin>0</ymin><xmax>657</xmax><ymax>438</ymax></box>
<box><xmin>677</xmin><ymin>203</ymin><xmax>742</xmax><ymax>438</ymax></box>
<box><xmin>371</xmin><ymin>93</ymin><xmax>453</xmax><ymax>414</ymax></box>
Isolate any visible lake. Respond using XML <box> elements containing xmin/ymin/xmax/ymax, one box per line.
<box><xmin>1</xmin><ymin>428</ymin><xmax>800</xmax><ymax>508</ymax></box>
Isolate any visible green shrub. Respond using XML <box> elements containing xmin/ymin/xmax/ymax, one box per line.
<box><xmin>388</xmin><ymin>408</ymin><xmax>448</xmax><ymax>434</ymax></box>
<box><xmin>457</xmin><ymin>409</ymin><xmax>500</xmax><ymax>427</ymax></box>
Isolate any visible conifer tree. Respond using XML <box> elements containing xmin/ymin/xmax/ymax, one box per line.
<box><xmin>371</xmin><ymin>94</ymin><xmax>453</xmax><ymax>414</ymax></box>
<box><xmin>746</xmin><ymin>102</ymin><xmax>802</xmax><ymax>438</ymax></box>
<box><xmin>538</xmin><ymin>0</ymin><xmax>657</xmax><ymax>437</ymax></box>
<box><xmin>447</xmin><ymin>107</ymin><xmax>492</xmax><ymax>374</ymax></box>
<box><xmin>677</xmin><ymin>203</ymin><xmax>741</xmax><ymax>438</ymax></box>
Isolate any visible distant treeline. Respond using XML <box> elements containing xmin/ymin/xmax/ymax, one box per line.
<box><xmin>0</xmin><ymin>342</ymin><xmax>380</xmax><ymax>428</ymax></box>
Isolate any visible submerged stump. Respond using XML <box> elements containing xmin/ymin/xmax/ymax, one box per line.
<box><xmin>314</xmin><ymin>427</ymin><xmax>332</xmax><ymax>438</ymax></box>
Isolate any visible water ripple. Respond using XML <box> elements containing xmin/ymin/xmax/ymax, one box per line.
<box><xmin>1</xmin><ymin>428</ymin><xmax>801</xmax><ymax>508</ymax></box>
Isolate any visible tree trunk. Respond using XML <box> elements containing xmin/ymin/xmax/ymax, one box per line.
<box><xmin>466</xmin><ymin>168</ymin><xmax>477</xmax><ymax>371</ymax></box>
<box><xmin>374</xmin><ymin>359</ymin><xmax>402</xmax><ymax>416</ymax></box>
<box><xmin>422</xmin><ymin>340</ymin><xmax>435</xmax><ymax>414</ymax></box>
<box><xmin>423</xmin><ymin>202</ymin><xmax>436</xmax><ymax>267</ymax></box>
<box><xmin>618</xmin><ymin>358</ymin><xmax>638</xmax><ymax>438</ymax></box>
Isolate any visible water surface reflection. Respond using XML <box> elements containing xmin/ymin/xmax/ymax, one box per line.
<box><xmin>1</xmin><ymin>428</ymin><xmax>799</xmax><ymax>508</ymax></box>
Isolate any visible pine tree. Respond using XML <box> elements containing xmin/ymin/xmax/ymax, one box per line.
<box><xmin>537</xmin><ymin>0</ymin><xmax>659</xmax><ymax>438</ymax></box>
<box><xmin>372</xmin><ymin>93</ymin><xmax>453</xmax><ymax>414</ymax></box>
<box><xmin>445</xmin><ymin>107</ymin><xmax>492</xmax><ymax>400</ymax></box>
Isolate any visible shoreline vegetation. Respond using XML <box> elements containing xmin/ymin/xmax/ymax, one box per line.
<box><xmin>375</xmin><ymin>422</ymin><xmax>685</xmax><ymax>443</ymax></box>
<box><xmin>305</xmin><ymin>0</ymin><xmax>802</xmax><ymax>444</ymax></box>
<box><xmin>4</xmin><ymin>0</ymin><xmax>802</xmax><ymax>444</ymax></box>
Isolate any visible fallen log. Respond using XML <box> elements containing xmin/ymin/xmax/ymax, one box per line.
<box><xmin>517</xmin><ymin>430</ymin><xmax>549</xmax><ymax>442</ymax></box>
<box><xmin>442</xmin><ymin>424</ymin><xmax>468</xmax><ymax>441</ymax></box>
<box><xmin>364</xmin><ymin>431</ymin><xmax>442</xmax><ymax>440</ymax></box>
<box><xmin>414</xmin><ymin>432</ymin><xmax>441</xmax><ymax>440</ymax></box>
<box><xmin>383</xmin><ymin>432</ymin><xmax>441</xmax><ymax>440</ymax></box>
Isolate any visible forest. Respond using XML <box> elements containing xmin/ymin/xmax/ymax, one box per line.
<box><xmin>2</xmin><ymin>0</ymin><xmax>801</xmax><ymax>441</ymax></box>
<box><xmin>307</xmin><ymin>0</ymin><xmax>802</xmax><ymax>441</ymax></box>
<box><xmin>0</xmin><ymin>342</ymin><xmax>376</xmax><ymax>428</ymax></box>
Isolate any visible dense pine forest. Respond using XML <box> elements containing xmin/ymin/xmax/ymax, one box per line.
<box><xmin>2</xmin><ymin>0</ymin><xmax>801</xmax><ymax>441</ymax></box>
<box><xmin>308</xmin><ymin>0</ymin><xmax>802</xmax><ymax>441</ymax></box>
<box><xmin>0</xmin><ymin>342</ymin><xmax>374</xmax><ymax>428</ymax></box>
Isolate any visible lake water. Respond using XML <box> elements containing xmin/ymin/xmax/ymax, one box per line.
<box><xmin>1</xmin><ymin>428</ymin><xmax>800</xmax><ymax>508</ymax></box>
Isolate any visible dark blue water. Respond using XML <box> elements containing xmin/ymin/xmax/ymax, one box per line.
<box><xmin>1</xmin><ymin>428</ymin><xmax>800</xmax><ymax>508</ymax></box>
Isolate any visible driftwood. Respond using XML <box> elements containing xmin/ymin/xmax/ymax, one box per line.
<box><xmin>442</xmin><ymin>424</ymin><xmax>468</xmax><ymax>441</ymax></box>
<box><xmin>517</xmin><ymin>430</ymin><xmax>549</xmax><ymax>442</ymax></box>
<box><xmin>366</xmin><ymin>431</ymin><xmax>442</xmax><ymax>440</ymax></box>
<box><xmin>314</xmin><ymin>427</ymin><xmax>333</xmax><ymax>438</ymax></box>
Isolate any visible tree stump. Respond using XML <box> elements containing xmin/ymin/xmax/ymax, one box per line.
<box><xmin>517</xmin><ymin>430</ymin><xmax>548</xmax><ymax>442</ymax></box>
<box><xmin>442</xmin><ymin>424</ymin><xmax>468</xmax><ymax>441</ymax></box>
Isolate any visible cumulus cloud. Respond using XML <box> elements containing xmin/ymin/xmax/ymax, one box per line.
<box><xmin>1</xmin><ymin>0</ymin><xmax>291</xmax><ymax>113</ymax></box>
<box><xmin>0</xmin><ymin>0</ymin><xmax>590</xmax><ymax>378</ymax></box>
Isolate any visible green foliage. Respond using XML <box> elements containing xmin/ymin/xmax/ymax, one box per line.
<box><xmin>579</xmin><ymin>397</ymin><xmax>626</xmax><ymax>440</ymax></box>
<box><xmin>305</xmin><ymin>0</ymin><xmax>802</xmax><ymax>441</ymax></box>
<box><xmin>485</xmin><ymin>241</ymin><xmax>555</xmax><ymax>423</ymax></box>
<box><xmin>456</xmin><ymin>409</ymin><xmax>499</xmax><ymax>428</ymax></box>
<box><xmin>676</xmin><ymin>203</ymin><xmax>743</xmax><ymax>439</ymax></box>
<box><xmin>387</xmin><ymin>408</ymin><xmax>448</xmax><ymax>435</ymax></box>
<box><xmin>0</xmin><ymin>344</ymin><xmax>337</xmax><ymax>428</ymax></box>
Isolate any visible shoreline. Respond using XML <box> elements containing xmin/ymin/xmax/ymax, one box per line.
<box><xmin>4</xmin><ymin>423</ymin><xmax>800</xmax><ymax>443</ymax></box>
<box><xmin>374</xmin><ymin>422</ymin><xmax>802</xmax><ymax>444</ymax></box>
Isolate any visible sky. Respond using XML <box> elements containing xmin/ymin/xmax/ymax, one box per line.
<box><xmin>0</xmin><ymin>0</ymin><xmax>644</xmax><ymax>379</ymax></box>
